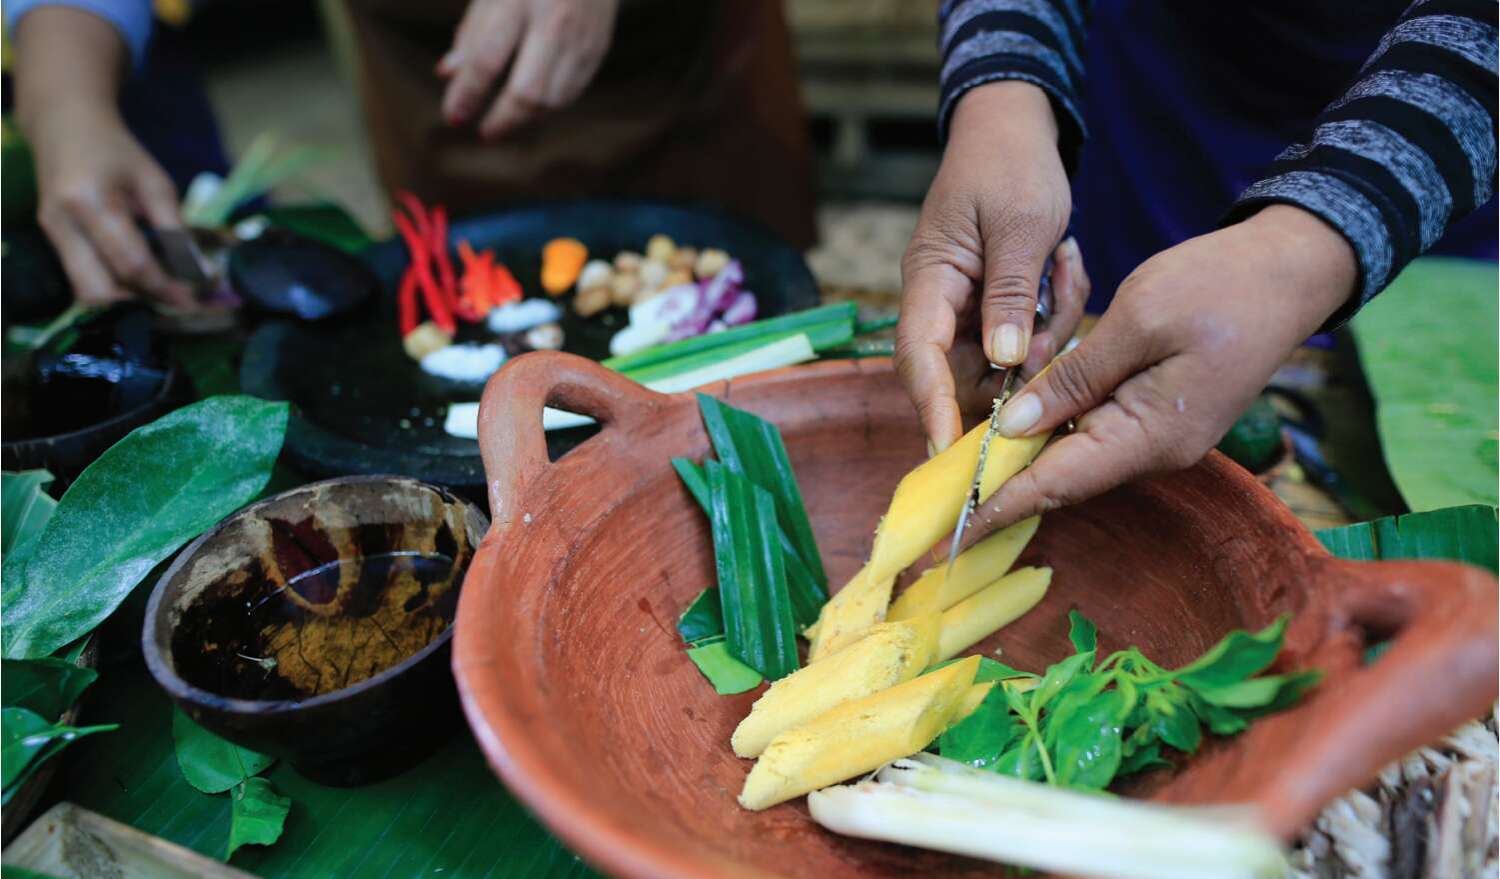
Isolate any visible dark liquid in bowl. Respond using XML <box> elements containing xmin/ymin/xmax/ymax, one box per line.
<box><xmin>172</xmin><ymin>552</ymin><xmax>463</xmax><ymax>701</ymax></box>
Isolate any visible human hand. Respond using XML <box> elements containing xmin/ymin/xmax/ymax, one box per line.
<box><xmin>438</xmin><ymin>0</ymin><xmax>619</xmax><ymax>141</ymax></box>
<box><xmin>969</xmin><ymin>204</ymin><xmax>1359</xmax><ymax>533</ymax></box>
<box><xmin>895</xmin><ymin>81</ymin><xmax>1087</xmax><ymax>454</ymax></box>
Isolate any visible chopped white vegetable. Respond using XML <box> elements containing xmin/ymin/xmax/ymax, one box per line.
<box><xmin>629</xmin><ymin>283</ymin><xmax>698</xmax><ymax>329</ymax></box>
<box><xmin>609</xmin><ymin>320</ymin><xmax>671</xmax><ymax>357</ymax></box>
<box><xmin>577</xmin><ymin>259</ymin><xmax>612</xmax><ymax>292</ymax></box>
<box><xmin>420</xmin><ymin>343</ymin><xmax>506</xmax><ymax>383</ymax></box>
<box><xmin>808</xmin><ymin>755</ymin><xmax>1286</xmax><ymax>879</ymax></box>
<box><xmin>487</xmin><ymin>298</ymin><xmax>563</xmax><ymax>334</ymax></box>
<box><xmin>443</xmin><ymin>403</ymin><xmax>481</xmax><ymax>439</ymax></box>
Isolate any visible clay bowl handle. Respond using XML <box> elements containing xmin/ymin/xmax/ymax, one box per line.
<box><xmin>474</xmin><ymin>351</ymin><xmax>662</xmax><ymax>529</ymax></box>
<box><xmin>1248</xmin><ymin>557</ymin><xmax>1497</xmax><ymax>836</ymax></box>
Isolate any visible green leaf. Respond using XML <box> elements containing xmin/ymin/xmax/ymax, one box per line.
<box><xmin>704</xmin><ymin>462</ymin><xmax>799</xmax><ymax>679</ymax></box>
<box><xmin>2</xmin><ymin>470</ymin><xmax>56</xmax><ymax>557</ymax></box>
<box><xmin>170</xmin><ymin>335</ymin><xmax>244</xmax><ymax>398</ymax></box>
<box><xmin>696</xmin><ymin>395</ymin><xmax>828</xmax><ymax>590</ymax></box>
<box><xmin>1116</xmin><ymin>740</ymin><xmax>1171</xmax><ymax>777</ymax></box>
<box><xmin>1</xmin><ymin>657</ymin><xmax>97</xmax><ymax>721</ymax></box>
<box><xmin>1190</xmin><ymin>670</ymin><xmax>1320</xmax><ymax>710</ymax></box>
<box><xmin>974</xmin><ymin>657</ymin><xmax>1037</xmax><ymax>683</ymax></box>
<box><xmin>1067</xmin><ymin>610</ymin><xmax>1098</xmax><ymax>656</ymax></box>
<box><xmin>1171</xmin><ymin>615</ymin><xmax>1288</xmax><ymax>690</ymax></box>
<box><xmin>226</xmin><ymin>777</ymin><xmax>291</xmax><ymax>861</ymax></box>
<box><xmin>1031</xmin><ymin>651</ymin><xmax>1094</xmax><ymax>711</ymax></box>
<box><xmin>1144</xmin><ymin>686</ymin><xmax>1202</xmax><ymax>754</ymax></box>
<box><xmin>1048</xmin><ymin>688</ymin><xmax>1128</xmax><ymax>790</ymax></box>
<box><xmin>172</xmin><ymin>709</ymin><xmax>276</xmax><ymax>794</ymax></box>
<box><xmin>1</xmin><ymin>396</ymin><xmax>289</xmax><ymax>659</ymax></box>
<box><xmin>2</xmin><ymin>865</ymin><xmax>67</xmax><ymax>879</ymax></box>
<box><xmin>1</xmin><ymin>706</ymin><xmax>116</xmax><ymax>802</ymax></box>
<box><xmin>993</xmin><ymin>732</ymin><xmax>1048</xmax><ymax>782</ymax></box>
<box><xmin>1187</xmin><ymin>692</ymin><xmax>1250</xmax><ymax>736</ymax></box>
<box><xmin>938</xmin><ymin>684</ymin><xmax>1016</xmax><ymax>770</ymax></box>
<box><xmin>260</xmin><ymin>202</ymin><xmax>373</xmax><ymax>255</ymax></box>
<box><xmin>684</xmin><ymin>640</ymin><xmax>763</xmax><ymax>695</ymax></box>
<box><xmin>672</xmin><ymin>457</ymin><xmax>826</xmax><ymax>628</ymax></box>
<box><xmin>676</xmin><ymin>587</ymin><xmax>725</xmax><ymax>646</ymax></box>
<box><xmin>1351</xmin><ymin>257</ymin><xmax>1498</xmax><ymax>511</ymax></box>
<box><xmin>1315</xmin><ymin>505</ymin><xmax>1498</xmax><ymax>573</ymax></box>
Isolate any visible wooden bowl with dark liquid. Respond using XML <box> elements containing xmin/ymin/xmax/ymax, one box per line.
<box><xmin>143</xmin><ymin>476</ymin><xmax>487</xmax><ymax>786</ymax></box>
<box><xmin>455</xmin><ymin>352</ymin><xmax>1498</xmax><ymax>879</ymax></box>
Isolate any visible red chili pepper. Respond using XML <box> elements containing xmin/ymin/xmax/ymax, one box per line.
<box><xmin>398</xmin><ymin>265</ymin><xmax>419</xmax><ymax>336</ymax></box>
<box><xmin>392</xmin><ymin>211</ymin><xmax>455</xmax><ymax>335</ymax></box>
<box><xmin>490</xmin><ymin>263</ymin><xmax>523</xmax><ymax>307</ymax></box>
<box><xmin>430</xmin><ymin>206</ymin><xmax>476</xmax><ymax>321</ymax></box>
<box><xmin>396</xmin><ymin>190</ymin><xmax>433</xmax><ymax>242</ymax></box>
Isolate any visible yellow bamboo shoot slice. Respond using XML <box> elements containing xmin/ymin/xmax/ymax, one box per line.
<box><xmin>888</xmin><ymin>516</ymin><xmax>1040</xmax><ymax>622</ymax></box>
<box><xmin>738</xmin><ymin>656</ymin><xmax>980</xmax><ymax>811</ymax></box>
<box><xmin>807</xmin><ymin>565</ymin><xmax>894</xmax><ymax>662</ymax></box>
<box><xmin>866</xmin><ymin>424</ymin><xmax>1046</xmax><ymax>588</ymax></box>
<box><xmin>953</xmin><ymin>681</ymin><xmax>998</xmax><ymax>722</ymax></box>
<box><xmin>936</xmin><ymin>566</ymin><xmax>1052</xmax><ymax>662</ymax></box>
<box><xmin>733</xmin><ymin>619</ymin><xmax>933</xmax><ymax>758</ymax></box>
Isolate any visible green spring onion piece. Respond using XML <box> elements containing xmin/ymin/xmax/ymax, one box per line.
<box><xmin>623</xmin><ymin>319</ymin><xmax>855</xmax><ymax>384</ymax></box>
<box><xmin>603</xmin><ymin>302</ymin><xmax>857</xmax><ymax>373</ymax></box>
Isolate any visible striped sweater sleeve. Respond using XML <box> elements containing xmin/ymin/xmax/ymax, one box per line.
<box><xmin>936</xmin><ymin>0</ymin><xmax>1093</xmax><ymax>170</ymax></box>
<box><xmin>1226</xmin><ymin>0</ymin><xmax>1498</xmax><ymax>316</ymax></box>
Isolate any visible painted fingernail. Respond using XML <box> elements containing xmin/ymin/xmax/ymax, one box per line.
<box><xmin>998</xmin><ymin>393</ymin><xmax>1042</xmax><ymax>437</ymax></box>
<box><xmin>992</xmin><ymin>323</ymin><xmax>1025</xmax><ymax>365</ymax></box>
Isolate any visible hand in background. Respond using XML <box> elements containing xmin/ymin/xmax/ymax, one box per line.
<box><xmin>972</xmin><ymin>204</ymin><xmax>1359</xmax><ymax>532</ymax></box>
<box><xmin>15</xmin><ymin>6</ymin><xmax>194</xmax><ymax>309</ymax></box>
<box><xmin>895</xmin><ymin>82</ymin><xmax>1088</xmax><ymax>454</ymax></box>
<box><xmin>438</xmin><ymin>0</ymin><xmax>620</xmax><ymax>141</ymax></box>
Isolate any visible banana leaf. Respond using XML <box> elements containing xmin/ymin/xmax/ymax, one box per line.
<box><xmin>62</xmin><ymin>664</ymin><xmax>599</xmax><ymax>877</ymax></box>
<box><xmin>1350</xmin><ymin>258</ymin><xmax>1498</xmax><ymax>511</ymax></box>
<box><xmin>1</xmin><ymin>470</ymin><xmax>55</xmax><ymax>556</ymax></box>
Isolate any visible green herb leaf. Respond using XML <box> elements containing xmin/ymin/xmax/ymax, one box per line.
<box><xmin>1</xmin><ymin>657</ymin><xmax>97</xmax><ymax>721</ymax></box>
<box><xmin>2</xmin><ymin>470</ymin><xmax>56</xmax><ymax>557</ymax></box>
<box><xmin>1144</xmin><ymin>685</ymin><xmax>1201</xmax><ymax>754</ymax></box>
<box><xmin>672</xmin><ymin>457</ymin><xmax>826</xmax><ymax>628</ymax></box>
<box><xmin>938</xmin><ymin>684</ymin><xmax>1016</xmax><ymax>770</ymax></box>
<box><xmin>1171</xmin><ymin>615</ymin><xmax>1288</xmax><ymax>690</ymax></box>
<box><xmin>1186</xmin><ymin>691</ymin><xmax>1249</xmax><ymax>736</ymax></box>
<box><xmin>1189</xmin><ymin>670</ymin><xmax>1320</xmax><ymax>710</ymax></box>
<box><xmin>1117</xmin><ymin>740</ymin><xmax>1171</xmax><ymax>777</ymax></box>
<box><xmin>1</xmin><ymin>396</ymin><xmax>289</xmax><ymax>659</ymax></box>
<box><xmin>676</xmin><ymin>587</ymin><xmax>725</xmax><ymax>646</ymax></box>
<box><xmin>684</xmin><ymin>640</ymin><xmax>764</xmax><ymax>695</ymax></box>
<box><xmin>1</xmin><ymin>706</ymin><xmax>116</xmax><ymax>802</ymax></box>
<box><xmin>226</xmin><ymin>777</ymin><xmax>291</xmax><ymax>861</ymax></box>
<box><xmin>172</xmin><ymin>709</ymin><xmax>275</xmax><ymax>794</ymax></box>
<box><xmin>1030</xmin><ymin>651</ymin><xmax>1094</xmax><ymax>711</ymax></box>
<box><xmin>1048</xmin><ymin>688</ymin><xmax>1128</xmax><ymax>790</ymax></box>
<box><xmin>696</xmin><ymin>395</ymin><xmax>828</xmax><ymax>591</ymax></box>
<box><xmin>1067</xmin><ymin>610</ymin><xmax>1098</xmax><ymax>655</ymax></box>
<box><xmin>975</xmin><ymin>657</ymin><xmax>1037</xmax><ymax>683</ymax></box>
<box><xmin>993</xmin><ymin>733</ymin><xmax>1048</xmax><ymax>782</ymax></box>
<box><xmin>704</xmin><ymin>462</ymin><xmax>799</xmax><ymax>679</ymax></box>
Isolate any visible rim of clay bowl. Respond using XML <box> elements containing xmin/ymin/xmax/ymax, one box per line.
<box><xmin>142</xmin><ymin>474</ymin><xmax>488</xmax><ymax>717</ymax></box>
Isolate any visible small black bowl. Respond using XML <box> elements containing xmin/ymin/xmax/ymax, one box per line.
<box><xmin>142</xmin><ymin>475</ymin><xmax>488</xmax><ymax>786</ymax></box>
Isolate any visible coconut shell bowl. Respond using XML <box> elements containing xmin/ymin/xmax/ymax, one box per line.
<box><xmin>144</xmin><ymin>476</ymin><xmax>488</xmax><ymax>786</ymax></box>
<box><xmin>453</xmin><ymin>352</ymin><xmax>1498</xmax><ymax>879</ymax></box>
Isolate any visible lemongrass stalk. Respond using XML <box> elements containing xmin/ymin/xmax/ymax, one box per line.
<box><xmin>810</xmin><ymin>759</ymin><xmax>1285</xmax><ymax>879</ymax></box>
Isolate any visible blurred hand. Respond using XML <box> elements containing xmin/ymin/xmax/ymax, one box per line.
<box><xmin>895</xmin><ymin>81</ymin><xmax>1086</xmax><ymax>454</ymax></box>
<box><xmin>439</xmin><ymin>0</ymin><xmax>619</xmax><ymax>141</ymax></box>
<box><xmin>970</xmin><ymin>204</ymin><xmax>1358</xmax><ymax>534</ymax></box>
<box><xmin>15</xmin><ymin>7</ymin><xmax>193</xmax><ymax>309</ymax></box>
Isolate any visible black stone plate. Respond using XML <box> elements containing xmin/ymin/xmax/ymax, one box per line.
<box><xmin>241</xmin><ymin>200</ymin><xmax>820</xmax><ymax>499</ymax></box>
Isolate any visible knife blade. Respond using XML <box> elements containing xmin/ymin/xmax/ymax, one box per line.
<box><xmin>943</xmin><ymin>265</ymin><xmax>1055</xmax><ymax>575</ymax></box>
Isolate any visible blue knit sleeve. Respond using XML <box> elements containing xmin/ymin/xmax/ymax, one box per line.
<box><xmin>5</xmin><ymin>0</ymin><xmax>153</xmax><ymax>70</ymax></box>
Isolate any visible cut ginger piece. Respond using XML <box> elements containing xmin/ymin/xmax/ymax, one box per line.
<box><xmin>935</xmin><ymin>566</ymin><xmax>1052</xmax><ymax>662</ymax></box>
<box><xmin>732</xmin><ymin>617</ymin><xmax>939</xmax><ymax>758</ymax></box>
<box><xmin>888</xmin><ymin>515</ymin><xmax>1040</xmax><ymax>622</ymax></box>
<box><xmin>865</xmin><ymin>422</ymin><xmax>1046</xmax><ymax>588</ymax></box>
<box><xmin>806</xmin><ymin>564</ymin><xmax>894</xmax><ymax>662</ymax></box>
<box><xmin>737</xmin><ymin>656</ymin><xmax>980</xmax><ymax>811</ymax></box>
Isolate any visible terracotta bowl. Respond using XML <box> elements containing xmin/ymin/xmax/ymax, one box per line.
<box><xmin>144</xmin><ymin>476</ymin><xmax>488</xmax><ymax>786</ymax></box>
<box><xmin>454</xmin><ymin>353</ymin><xmax>1498</xmax><ymax>879</ymax></box>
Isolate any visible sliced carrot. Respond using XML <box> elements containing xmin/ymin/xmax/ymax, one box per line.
<box><xmin>540</xmin><ymin>237</ymin><xmax>587</xmax><ymax>295</ymax></box>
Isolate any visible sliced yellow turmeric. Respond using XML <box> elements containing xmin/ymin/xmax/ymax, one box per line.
<box><xmin>540</xmin><ymin>237</ymin><xmax>588</xmax><ymax>296</ymax></box>
<box><xmin>936</xmin><ymin>566</ymin><xmax>1052</xmax><ymax>662</ymax></box>
<box><xmin>954</xmin><ymin>680</ymin><xmax>998</xmax><ymax>722</ymax></box>
<box><xmin>732</xmin><ymin>619</ymin><xmax>933</xmax><ymax>758</ymax></box>
<box><xmin>888</xmin><ymin>515</ymin><xmax>1040</xmax><ymax>622</ymax></box>
<box><xmin>806</xmin><ymin>565</ymin><xmax>894</xmax><ymax>662</ymax></box>
<box><xmin>865</xmin><ymin>423</ymin><xmax>1046</xmax><ymax>589</ymax></box>
<box><xmin>738</xmin><ymin>656</ymin><xmax>980</xmax><ymax>810</ymax></box>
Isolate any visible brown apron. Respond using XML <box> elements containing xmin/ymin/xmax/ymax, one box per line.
<box><xmin>342</xmin><ymin>0</ymin><xmax>818</xmax><ymax>249</ymax></box>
